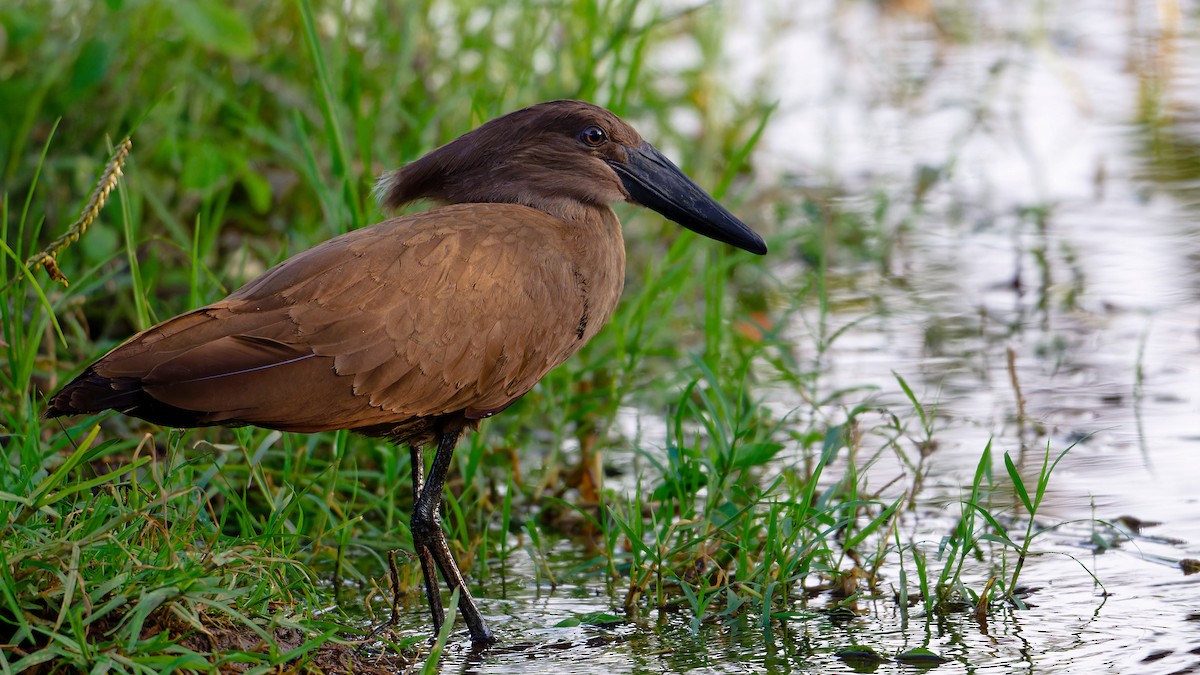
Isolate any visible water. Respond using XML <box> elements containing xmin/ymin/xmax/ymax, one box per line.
<box><xmin>405</xmin><ymin>2</ymin><xmax>1200</xmax><ymax>672</ymax></box>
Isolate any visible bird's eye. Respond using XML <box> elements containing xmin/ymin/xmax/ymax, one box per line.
<box><xmin>579</xmin><ymin>125</ymin><xmax>608</xmax><ymax>147</ymax></box>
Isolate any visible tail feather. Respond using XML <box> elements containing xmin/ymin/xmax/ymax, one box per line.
<box><xmin>45</xmin><ymin>368</ymin><xmax>214</xmax><ymax>428</ymax></box>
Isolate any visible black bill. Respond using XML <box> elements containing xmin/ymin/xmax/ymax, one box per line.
<box><xmin>608</xmin><ymin>142</ymin><xmax>767</xmax><ymax>255</ymax></box>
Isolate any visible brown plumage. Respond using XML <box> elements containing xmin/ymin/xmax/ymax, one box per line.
<box><xmin>46</xmin><ymin>100</ymin><xmax>766</xmax><ymax>644</ymax></box>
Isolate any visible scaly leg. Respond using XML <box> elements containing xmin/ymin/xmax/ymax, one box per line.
<box><xmin>411</xmin><ymin>428</ymin><xmax>495</xmax><ymax>644</ymax></box>
<box><xmin>409</xmin><ymin>443</ymin><xmax>445</xmax><ymax>635</ymax></box>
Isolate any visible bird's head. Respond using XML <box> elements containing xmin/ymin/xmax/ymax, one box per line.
<box><xmin>376</xmin><ymin>100</ymin><xmax>766</xmax><ymax>255</ymax></box>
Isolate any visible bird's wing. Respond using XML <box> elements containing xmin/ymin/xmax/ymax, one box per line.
<box><xmin>87</xmin><ymin>204</ymin><xmax>589</xmax><ymax>432</ymax></box>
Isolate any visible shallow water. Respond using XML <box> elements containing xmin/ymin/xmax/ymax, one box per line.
<box><xmin>744</xmin><ymin>2</ymin><xmax>1200</xmax><ymax>671</ymax></box>
<box><xmin>398</xmin><ymin>2</ymin><xmax>1200</xmax><ymax>672</ymax></box>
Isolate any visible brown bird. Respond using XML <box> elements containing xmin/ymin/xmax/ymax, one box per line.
<box><xmin>46</xmin><ymin>100</ymin><xmax>767</xmax><ymax>644</ymax></box>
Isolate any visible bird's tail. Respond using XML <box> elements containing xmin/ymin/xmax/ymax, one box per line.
<box><xmin>44</xmin><ymin>369</ymin><xmax>145</xmax><ymax>418</ymax></box>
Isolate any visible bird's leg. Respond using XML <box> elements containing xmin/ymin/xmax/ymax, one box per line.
<box><xmin>409</xmin><ymin>443</ymin><xmax>445</xmax><ymax>636</ymax></box>
<box><xmin>411</xmin><ymin>428</ymin><xmax>495</xmax><ymax>644</ymax></box>
<box><xmin>358</xmin><ymin>443</ymin><xmax>444</xmax><ymax>650</ymax></box>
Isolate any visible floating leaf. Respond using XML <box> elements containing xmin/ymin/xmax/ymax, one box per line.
<box><xmin>896</xmin><ymin>647</ymin><xmax>949</xmax><ymax>666</ymax></box>
<box><xmin>579</xmin><ymin>612</ymin><xmax>624</xmax><ymax>626</ymax></box>
<box><xmin>836</xmin><ymin>644</ymin><xmax>888</xmax><ymax>666</ymax></box>
<box><xmin>555</xmin><ymin>612</ymin><xmax>623</xmax><ymax>628</ymax></box>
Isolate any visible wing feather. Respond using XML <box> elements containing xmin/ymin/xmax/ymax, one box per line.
<box><xmin>60</xmin><ymin>203</ymin><xmax>592</xmax><ymax>435</ymax></box>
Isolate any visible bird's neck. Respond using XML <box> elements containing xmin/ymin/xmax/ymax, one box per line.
<box><xmin>565</xmin><ymin>206</ymin><xmax>626</xmax><ymax>343</ymax></box>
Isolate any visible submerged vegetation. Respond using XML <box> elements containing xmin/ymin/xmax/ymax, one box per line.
<box><xmin>0</xmin><ymin>0</ymin><xmax>1105</xmax><ymax>672</ymax></box>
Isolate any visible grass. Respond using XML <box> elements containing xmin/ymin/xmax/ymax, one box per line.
<box><xmin>0</xmin><ymin>0</ymin><xmax>1102</xmax><ymax>672</ymax></box>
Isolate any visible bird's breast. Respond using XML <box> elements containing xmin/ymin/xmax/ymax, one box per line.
<box><xmin>562</xmin><ymin>207</ymin><xmax>626</xmax><ymax>346</ymax></box>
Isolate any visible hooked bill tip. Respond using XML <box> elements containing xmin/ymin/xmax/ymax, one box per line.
<box><xmin>610</xmin><ymin>143</ymin><xmax>768</xmax><ymax>255</ymax></box>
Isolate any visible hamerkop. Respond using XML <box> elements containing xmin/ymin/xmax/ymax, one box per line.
<box><xmin>46</xmin><ymin>100</ymin><xmax>767</xmax><ymax>644</ymax></box>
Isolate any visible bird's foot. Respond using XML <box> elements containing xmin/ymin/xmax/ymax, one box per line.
<box><xmin>468</xmin><ymin>622</ymin><xmax>496</xmax><ymax>648</ymax></box>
